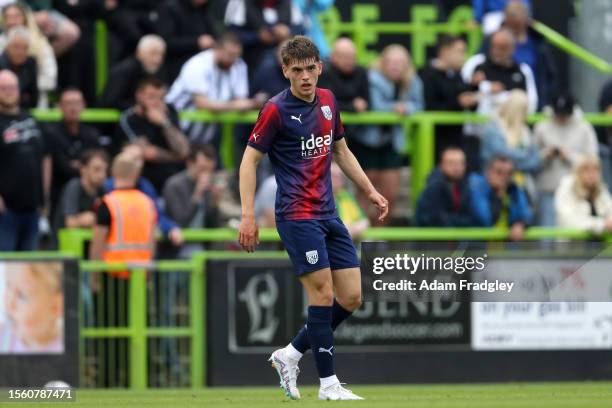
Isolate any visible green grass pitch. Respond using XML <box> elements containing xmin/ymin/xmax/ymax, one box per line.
<box><xmin>9</xmin><ymin>382</ymin><xmax>612</xmax><ymax>408</ymax></box>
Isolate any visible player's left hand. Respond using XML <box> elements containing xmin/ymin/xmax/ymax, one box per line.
<box><xmin>239</xmin><ymin>215</ymin><xmax>259</xmax><ymax>253</ymax></box>
<box><xmin>369</xmin><ymin>190</ymin><xmax>389</xmax><ymax>221</ymax></box>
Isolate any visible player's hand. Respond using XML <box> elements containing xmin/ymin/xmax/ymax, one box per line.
<box><xmin>368</xmin><ymin>190</ymin><xmax>388</xmax><ymax>221</ymax></box>
<box><xmin>239</xmin><ymin>215</ymin><xmax>259</xmax><ymax>253</ymax></box>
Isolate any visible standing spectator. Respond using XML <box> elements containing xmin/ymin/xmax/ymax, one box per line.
<box><xmin>0</xmin><ymin>2</ymin><xmax>57</xmax><ymax>106</ymax></box>
<box><xmin>46</xmin><ymin>87</ymin><xmax>105</xmax><ymax>216</ymax></box>
<box><xmin>481</xmin><ymin>90</ymin><xmax>540</xmax><ymax>200</ymax></box>
<box><xmin>162</xmin><ymin>144</ymin><xmax>220</xmax><ymax>237</ymax></box>
<box><xmin>100</xmin><ymin>34</ymin><xmax>166</xmax><ymax>110</ymax></box>
<box><xmin>103</xmin><ymin>0</ymin><xmax>156</xmax><ymax>57</ymax></box>
<box><xmin>53</xmin><ymin>149</ymin><xmax>108</xmax><ymax>230</ymax></box>
<box><xmin>155</xmin><ymin>0</ymin><xmax>218</xmax><ymax>82</ymax></box>
<box><xmin>318</xmin><ymin>37</ymin><xmax>370</xmax><ymax>115</ymax></box>
<box><xmin>292</xmin><ymin>0</ymin><xmax>334</xmax><ymax>59</ymax></box>
<box><xmin>462</xmin><ymin>29</ymin><xmax>538</xmax><ymax>117</ymax></box>
<box><xmin>420</xmin><ymin>35</ymin><xmax>478</xmax><ymax>159</ymax></box>
<box><xmin>0</xmin><ymin>27</ymin><xmax>38</xmax><ymax>108</ymax></box>
<box><xmin>27</xmin><ymin>1</ymin><xmax>81</xmax><ymax>57</ymax></box>
<box><xmin>116</xmin><ymin>77</ymin><xmax>189</xmax><ymax>192</ymax></box>
<box><xmin>351</xmin><ymin>44</ymin><xmax>423</xmax><ymax>225</ymax></box>
<box><xmin>224</xmin><ymin>0</ymin><xmax>292</xmax><ymax>70</ymax></box>
<box><xmin>105</xmin><ymin>143</ymin><xmax>183</xmax><ymax>247</ymax></box>
<box><xmin>166</xmin><ymin>32</ymin><xmax>262</xmax><ymax>149</ymax></box>
<box><xmin>0</xmin><ymin>70</ymin><xmax>50</xmax><ymax>251</ymax></box>
<box><xmin>534</xmin><ymin>93</ymin><xmax>598</xmax><ymax>226</ymax></box>
<box><xmin>250</xmin><ymin>41</ymin><xmax>288</xmax><ymax>101</ymax></box>
<box><xmin>472</xmin><ymin>0</ymin><xmax>531</xmax><ymax>35</ymax></box>
<box><xmin>331</xmin><ymin>163</ymin><xmax>369</xmax><ymax>238</ymax></box>
<box><xmin>469</xmin><ymin>155</ymin><xmax>532</xmax><ymax>240</ymax></box>
<box><xmin>90</xmin><ymin>152</ymin><xmax>157</xmax><ymax>279</ymax></box>
<box><xmin>416</xmin><ymin>147</ymin><xmax>475</xmax><ymax>227</ymax></box>
<box><xmin>253</xmin><ymin>174</ymin><xmax>277</xmax><ymax>228</ymax></box>
<box><xmin>555</xmin><ymin>155</ymin><xmax>612</xmax><ymax>234</ymax></box>
<box><xmin>484</xmin><ymin>0</ymin><xmax>557</xmax><ymax>108</ymax></box>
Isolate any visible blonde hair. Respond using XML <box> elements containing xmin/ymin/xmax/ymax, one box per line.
<box><xmin>2</xmin><ymin>3</ymin><xmax>50</xmax><ymax>71</ymax></box>
<box><xmin>374</xmin><ymin>44</ymin><xmax>415</xmax><ymax>92</ymax></box>
<box><xmin>112</xmin><ymin>152</ymin><xmax>142</xmax><ymax>179</ymax></box>
<box><xmin>498</xmin><ymin>89</ymin><xmax>529</xmax><ymax>147</ymax></box>
<box><xmin>17</xmin><ymin>262</ymin><xmax>63</xmax><ymax>293</ymax></box>
<box><xmin>573</xmin><ymin>155</ymin><xmax>602</xmax><ymax>199</ymax></box>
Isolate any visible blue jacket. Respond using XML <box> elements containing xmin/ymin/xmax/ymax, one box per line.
<box><xmin>104</xmin><ymin>177</ymin><xmax>178</xmax><ymax>236</ymax></box>
<box><xmin>480</xmin><ymin>122</ymin><xmax>540</xmax><ymax>173</ymax></box>
<box><xmin>415</xmin><ymin>169</ymin><xmax>475</xmax><ymax>227</ymax></box>
<box><xmin>354</xmin><ymin>69</ymin><xmax>424</xmax><ymax>153</ymax></box>
<box><xmin>472</xmin><ymin>0</ymin><xmax>532</xmax><ymax>22</ymax></box>
<box><xmin>293</xmin><ymin>0</ymin><xmax>334</xmax><ymax>59</ymax></box>
<box><xmin>468</xmin><ymin>173</ymin><xmax>532</xmax><ymax>226</ymax></box>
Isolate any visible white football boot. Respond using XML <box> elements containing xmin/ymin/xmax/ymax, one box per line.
<box><xmin>268</xmin><ymin>348</ymin><xmax>301</xmax><ymax>400</ymax></box>
<box><xmin>318</xmin><ymin>382</ymin><xmax>364</xmax><ymax>400</ymax></box>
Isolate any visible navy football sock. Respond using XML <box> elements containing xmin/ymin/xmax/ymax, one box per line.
<box><xmin>305</xmin><ymin>305</ymin><xmax>335</xmax><ymax>378</ymax></box>
<box><xmin>291</xmin><ymin>299</ymin><xmax>353</xmax><ymax>354</ymax></box>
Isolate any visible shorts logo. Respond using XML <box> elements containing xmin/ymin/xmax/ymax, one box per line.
<box><xmin>306</xmin><ymin>250</ymin><xmax>319</xmax><ymax>265</ymax></box>
<box><xmin>321</xmin><ymin>105</ymin><xmax>332</xmax><ymax>120</ymax></box>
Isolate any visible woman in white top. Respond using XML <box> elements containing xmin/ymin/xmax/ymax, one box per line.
<box><xmin>555</xmin><ymin>155</ymin><xmax>612</xmax><ymax>234</ymax></box>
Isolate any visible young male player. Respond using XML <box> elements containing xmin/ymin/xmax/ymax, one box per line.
<box><xmin>238</xmin><ymin>36</ymin><xmax>388</xmax><ymax>401</ymax></box>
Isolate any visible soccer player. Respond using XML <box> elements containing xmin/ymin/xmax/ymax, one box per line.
<box><xmin>238</xmin><ymin>36</ymin><xmax>388</xmax><ymax>401</ymax></box>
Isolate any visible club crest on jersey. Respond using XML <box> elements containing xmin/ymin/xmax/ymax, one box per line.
<box><xmin>321</xmin><ymin>105</ymin><xmax>332</xmax><ymax>120</ymax></box>
<box><xmin>306</xmin><ymin>250</ymin><xmax>318</xmax><ymax>265</ymax></box>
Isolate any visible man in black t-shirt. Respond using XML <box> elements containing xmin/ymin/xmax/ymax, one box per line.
<box><xmin>115</xmin><ymin>77</ymin><xmax>189</xmax><ymax>192</ymax></box>
<box><xmin>0</xmin><ymin>70</ymin><xmax>50</xmax><ymax>251</ymax></box>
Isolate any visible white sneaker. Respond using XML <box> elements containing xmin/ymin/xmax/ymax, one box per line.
<box><xmin>268</xmin><ymin>348</ymin><xmax>301</xmax><ymax>400</ymax></box>
<box><xmin>318</xmin><ymin>382</ymin><xmax>364</xmax><ymax>400</ymax></box>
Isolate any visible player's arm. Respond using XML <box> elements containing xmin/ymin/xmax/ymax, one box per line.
<box><xmin>333</xmin><ymin>138</ymin><xmax>388</xmax><ymax>221</ymax></box>
<box><xmin>239</xmin><ymin>146</ymin><xmax>265</xmax><ymax>252</ymax></box>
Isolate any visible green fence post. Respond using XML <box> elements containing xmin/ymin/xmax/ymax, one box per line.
<box><xmin>190</xmin><ymin>253</ymin><xmax>206</xmax><ymax>387</ymax></box>
<box><xmin>221</xmin><ymin>121</ymin><xmax>235</xmax><ymax>170</ymax></box>
<box><xmin>411</xmin><ymin>116</ymin><xmax>435</xmax><ymax>205</ymax></box>
<box><xmin>95</xmin><ymin>20</ymin><xmax>109</xmax><ymax>98</ymax></box>
<box><xmin>58</xmin><ymin>229</ymin><xmax>85</xmax><ymax>258</ymax></box>
<box><xmin>129</xmin><ymin>267</ymin><xmax>147</xmax><ymax>389</ymax></box>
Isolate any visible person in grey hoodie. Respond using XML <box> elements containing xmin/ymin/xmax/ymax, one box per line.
<box><xmin>534</xmin><ymin>92</ymin><xmax>598</xmax><ymax>226</ymax></box>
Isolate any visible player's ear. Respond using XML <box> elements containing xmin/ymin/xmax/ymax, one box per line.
<box><xmin>282</xmin><ymin>65</ymin><xmax>290</xmax><ymax>79</ymax></box>
<box><xmin>317</xmin><ymin>61</ymin><xmax>323</xmax><ymax>75</ymax></box>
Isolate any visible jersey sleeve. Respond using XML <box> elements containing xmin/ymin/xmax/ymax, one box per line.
<box><xmin>247</xmin><ymin>101</ymin><xmax>281</xmax><ymax>153</ymax></box>
<box><xmin>332</xmin><ymin>92</ymin><xmax>345</xmax><ymax>141</ymax></box>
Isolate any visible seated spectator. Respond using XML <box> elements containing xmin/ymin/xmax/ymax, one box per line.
<box><xmin>473</xmin><ymin>0</ymin><xmax>531</xmax><ymax>35</ymax></box>
<box><xmin>331</xmin><ymin>163</ymin><xmax>370</xmax><ymax>238</ymax></box>
<box><xmin>162</xmin><ymin>144</ymin><xmax>220</xmax><ymax>233</ymax></box>
<box><xmin>534</xmin><ymin>92</ymin><xmax>598</xmax><ymax>226</ymax></box>
<box><xmin>156</xmin><ymin>0</ymin><xmax>218</xmax><ymax>82</ymax></box>
<box><xmin>46</xmin><ymin>87</ymin><xmax>106</xmax><ymax>215</ymax></box>
<box><xmin>116</xmin><ymin>77</ymin><xmax>189</xmax><ymax>192</ymax></box>
<box><xmin>482</xmin><ymin>0</ymin><xmax>557</xmax><ymax>108</ymax></box>
<box><xmin>292</xmin><ymin>0</ymin><xmax>334</xmax><ymax>59</ymax></box>
<box><xmin>105</xmin><ymin>143</ymin><xmax>183</xmax><ymax>246</ymax></box>
<box><xmin>462</xmin><ymin>29</ymin><xmax>538</xmax><ymax>118</ymax></box>
<box><xmin>481</xmin><ymin>90</ymin><xmax>540</xmax><ymax>200</ymax></box>
<box><xmin>250</xmin><ymin>40</ymin><xmax>288</xmax><ymax>101</ymax></box>
<box><xmin>555</xmin><ymin>155</ymin><xmax>612</xmax><ymax>234</ymax></box>
<box><xmin>318</xmin><ymin>37</ymin><xmax>370</xmax><ymax>115</ymax></box>
<box><xmin>166</xmin><ymin>32</ymin><xmax>262</xmax><ymax>147</ymax></box>
<box><xmin>0</xmin><ymin>3</ymin><xmax>57</xmax><ymax>106</ymax></box>
<box><xmin>100</xmin><ymin>34</ymin><xmax>166</xmax><ymax>110</ymax></box>
<box><xmin>420</xmin><ymin>35</ymin><xmax>478</xmax><ymax>159</ymax></box>
<box><xmin>469</xmin><ymin>155</ymin><xmax>532</xmax><ymax>240</ymax></box>
<box><xmin>53</xmin><ymin>149</ymin><xmax>108</xmax><ymax>230</ymax></box>
<box><xmin>416</xmin><ymin>147</ymin><xmax>475</xmax><ymax>227</ymax></box>
<box><xmin>253</xmin><ymin>174</ymin><xmax>277</xmax><ymax>228</ymax></box>
<box><xmin>351</xmin><ymin>44</ymin><xmax>423</xmax><ymax>225</ymax></box>
<box><xmin>0</xmin><ymin>70</ymin><xmax>50</xmax><ymax>251</ymax></box>
<box><xmin>0</xmin><ymin>27</ymin><xmax>38</xmax><ymax>108</ymax></box>
<box><xmin>224</xmin><ymin>0</ymin><xmax>292</xmax><ymax>69</ymax></box>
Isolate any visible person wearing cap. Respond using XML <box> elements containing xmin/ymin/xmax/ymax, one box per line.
<box><xmin>533</xmin><ymin>92</ymin><xmax>598</xmax><ymax>226</ymax></box>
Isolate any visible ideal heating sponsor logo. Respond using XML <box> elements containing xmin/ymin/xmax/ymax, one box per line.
<box><xmin>300</xmin><ymin>129</ymin><xmax>333</xmax><ymax>159</ymax></box>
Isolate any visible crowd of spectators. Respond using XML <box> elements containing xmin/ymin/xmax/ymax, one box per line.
<box><xmin>1</xmin><ymin>0</ymin><xmax>612</xmax><ymax>255</ymax></box>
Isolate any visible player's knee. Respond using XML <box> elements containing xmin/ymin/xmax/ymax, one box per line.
<box><xmin>310</xmin><ymin>284</ymin><xmax>334</xmax><ymax>306</ymax></box>
<box><xmin>338</xmin><ymin>292</ymin><xmax>362</xmax><ymax>311</ymax></box>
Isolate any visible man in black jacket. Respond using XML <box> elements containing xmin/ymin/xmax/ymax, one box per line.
<box><xmin>155</xmin><ymin>0</ymin><xmax>218</xmax><ymax>82</ymax></box>
<box><xmin>0</xmin><ymin>27</ymin><xmax>38</xmax><ymax>109</ymax></box>
<box><xmin>415</xmin><ymin>147</ymin><xmax>475</xmax><ymax>227</ymax></box>
<box><xmin>100</xmin><ymin>34</ymin><xmax>167</xmax><ymax>109</ymax></box>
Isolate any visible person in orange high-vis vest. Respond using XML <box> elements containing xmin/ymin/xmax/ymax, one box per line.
<box><xmin>90</xmin><ymin>152</ymin><xmax>157</xmax><ymax>279</ymax></box>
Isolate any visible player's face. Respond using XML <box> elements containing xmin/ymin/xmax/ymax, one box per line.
<box><xmin>283</xmin><ymin>59</ymin><xmax>322</xmax><ymax>102</ymax></box>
